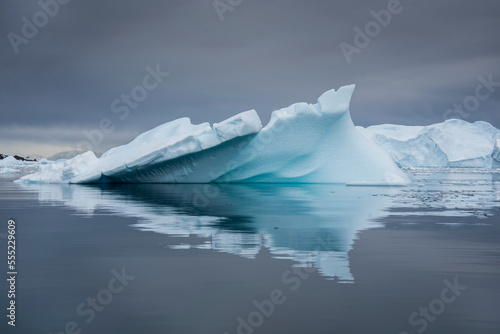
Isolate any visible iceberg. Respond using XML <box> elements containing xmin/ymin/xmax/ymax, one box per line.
<box><xmin>493</xmin><ymin>139</ymin><xmax>500</xmax><ymax>168</ymax></box>
<box><xmin>358</xmin><ymin>119</ymin><xmax>500</xmax><ymax>168</ymax></box>
<box><xmin>0</xmin><ymin>156</ymin><xmax>32</xmax><ymax>166</ymax></box>
<box><xmin>0</xmin><ymin>155</ymin><xmax>42</xmax><ymax>176</ymax></box>
<box><xmin>0</xmin><ymin>167</ymin><xmax>22</xmax><ymax>175</ymax></box>
<box><xmin>18</xmin><ymin>85</ymin><xmax>410</xmax><ymax>185</ymax></box>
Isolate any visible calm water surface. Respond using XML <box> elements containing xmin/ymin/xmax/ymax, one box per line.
<box><xmin>0</xmin><ymin>169</ymin><xmax>499</xmax><ymax>334</ymax></box>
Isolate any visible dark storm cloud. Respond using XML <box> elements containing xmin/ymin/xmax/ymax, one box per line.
<box><xmin>1</xmin><ymin>0</ymin><xmax>499</xmax><ymax>155</ymax></box>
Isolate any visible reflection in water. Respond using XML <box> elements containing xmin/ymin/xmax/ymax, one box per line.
<box><xmin>18</xmin><ymin>183</ymin><xmax>399</xmax><ymax>282</ymax></box>
<box><xmin>17</xmin><ymin>169</ymin><xmax>500</xmax><ymax>282</ymax></box>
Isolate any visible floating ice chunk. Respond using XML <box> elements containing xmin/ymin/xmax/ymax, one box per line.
<box><xmin>0</xmin><ymin>167</ymin><xmax>21</xmax><ymax>175</ymax></box>
<box><xmin>17</xmin><ymin>85</ymin><xmax>410</xmax><ymax>185</ymax></box>
<box><xmin>19</xmin><ymin>151</ymin><xmax>99</xmax><ymax>183</ymax></box>
<box><xmin>0</xmin><ymin>156</ymin><xmax>32</xmax><ymax>166</ymax></box>
<box><xmin>493</xmin><ymin>139</ymin><xmax>500</xmax><ymax>168</ymax></box>
<box><xmin>360</xmin><ymin>119</ymin><xmax>500</xmax><ymax>168</ymax></box>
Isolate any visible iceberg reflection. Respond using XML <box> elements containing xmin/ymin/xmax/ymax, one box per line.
<box><xmin>19</xmin><ymin>182</ymin><xmax>400</xmax><ymax>282</ymax></box>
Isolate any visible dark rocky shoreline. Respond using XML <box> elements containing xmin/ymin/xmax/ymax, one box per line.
<box><xmin>0</xmin><ymin>153</ymin><xmax>37</xmax><ymax>162</ymax></box>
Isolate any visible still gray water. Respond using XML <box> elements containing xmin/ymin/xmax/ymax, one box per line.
<box><xmin>0</xmin><ymin>169</ymin><xmax>499</xmax><ymax>334</ymax></box>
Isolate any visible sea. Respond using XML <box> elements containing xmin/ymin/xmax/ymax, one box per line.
<box><xmin>0</xmin><ymin>168</ymin><xmax>499</xmax><ymax>334</ymax></box>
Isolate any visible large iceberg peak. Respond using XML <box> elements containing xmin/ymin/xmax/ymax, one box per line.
<box><xmin>318</xmin><ymin>84</ymin><xmax>355</xmax><ymax>115</ymax></box>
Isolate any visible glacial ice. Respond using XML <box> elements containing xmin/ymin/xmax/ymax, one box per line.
<box><xmin>0</xmin><ymin>156</ymin><xmax>29</xmax><ymax>166</ymax></box>
<box><xmin>0</xmin><ymin>167</ymin><xmax>21</xmax><ymax>175</ymax></box>
<box><xmin>18</xmin><ymin>85</ymin><xmax>410</xmax><ymax>185</ymax></box>
<box><xmin>358</xmin><ymin>119</ymin><xmax>500</xmax><ymax>168</ymax></box>
<box><xmin>0</xmin><ymin>156</ymin><xmax>41</xmax><ymax>176</ymax></box>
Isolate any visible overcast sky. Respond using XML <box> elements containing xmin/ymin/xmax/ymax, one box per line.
<box><xmin>1</xmin><ymin>0</ymin><xmax>499</xmax><ymax>156</ymax></box>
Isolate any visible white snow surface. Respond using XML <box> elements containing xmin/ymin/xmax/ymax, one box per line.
<box><xmin>18</xmin><ymin>85</ymin><xmax>410</xmax><ymax>185</ymax></box>
<box><xmin>0</xmin><ymin>156</ymin><xmax>44</xmax><ymax>176</ymax></box>
<box><xmin>358</xmin><ymin>119</ymin><xmax>500</xmax><ymax>168</ymax></box>
<box><xmin>18</xmin><ymin>152</ymin><xmax>99</xmax><ymax>183</ymax></box>
<box><xmin>0</xmin><ymin>167</ymin><xmax>22</xmax><ymax>175</ymax></box>
<box><xmin>0</xmin><ymin>156</ymin><xmax>29</xmax><ymax>166</ymax></box>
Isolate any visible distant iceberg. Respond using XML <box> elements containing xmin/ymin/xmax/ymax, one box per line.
<box><xmin>18</xmin><ymin>85</ymin><xmax>410</xmax><ymax>185</ymax></box>
<box><xmin>0</xmin><ymin>155</ymin><xmax>41</xmax><ymax>176</ymax></box>
<box><xmin>358</xmin><ymin>119</ymin><xmax>500</xmax><ymax>168</ymax></box>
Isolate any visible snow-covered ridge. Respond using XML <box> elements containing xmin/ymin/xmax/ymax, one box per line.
<box><xmin>357</xmin><ymin>119</ymin><xmax>500</xmax><ymax>168</ymax></box>
<box><xmin>17</xmin><ymin>85</ymin><xmax>410</xmax><ymax>185</ymax></box>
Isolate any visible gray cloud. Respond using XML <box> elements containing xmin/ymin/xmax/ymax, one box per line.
<box><xmin>1</xmin><ymin>0</ymin><xmax>499</xmax><ymax>156</ymax></box>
